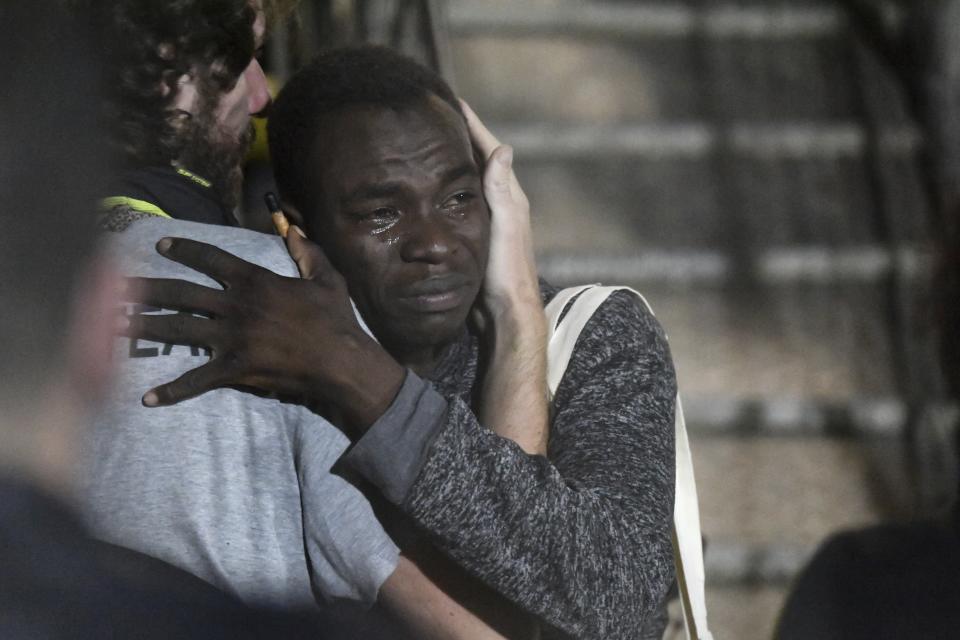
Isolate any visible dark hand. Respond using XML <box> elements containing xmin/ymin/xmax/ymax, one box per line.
<box><xmin>121</xmin><ymin>231</ymin><xmax>405</xmax><ymax>430</ymax></box>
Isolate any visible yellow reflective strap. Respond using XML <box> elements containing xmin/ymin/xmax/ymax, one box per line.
<box><xmin>100</xmin><ymin>197</ymin><xmax>172</xmax><ymax>219</ymax></box>
<box><xmin>175</xmin><ymin>167</ymin><xmax>212</xmax><ymax>188</ymax></box>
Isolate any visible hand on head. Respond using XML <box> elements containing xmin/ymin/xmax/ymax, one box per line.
<box><xmin>460</xmin><ymin>100</ymin><xmax>542</xmax><ymax>328</ymax></box>
<box><xmin>461</xmin><ymin>101</ymin><xmax>550</xmax><ymax>456</ymax></box>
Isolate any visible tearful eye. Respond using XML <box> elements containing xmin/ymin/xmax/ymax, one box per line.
<box><xmin>363</xmin><ymin>207</ymin><xmax>398</xmax><ymax>220</ymax></box>
<box><xmin>443</xmin><ymin>191</ymin><xmax>476</xmax><ymax>210</ymax></box>
<box><xmin>357</xmin><ymin>207</ymin><xmax>400</xmax><ymax>230</ymax></box>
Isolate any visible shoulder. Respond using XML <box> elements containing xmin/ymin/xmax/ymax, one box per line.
<box><xmin>590</xmin><ymin>287</ymin><xmax>664</xmax><ymax>343</ymax></box>
<box><xmin>546</xmin><ymin>283</ymin><xmax>676</xmax><ymax>405</ymax></box>
<box><xmin>104</xmin><ymin>217</ymin><xmax>299</xmax><ymax>280</ymax></box>
<box><xmin>99</xmin><ymin>203</ymin><xmax>156</xmax><ymax>232</ymax></box>
<box><xmin>545</xmin><ymin>282</ymin><xmax>671</xmax><ymax>365</ymax></box>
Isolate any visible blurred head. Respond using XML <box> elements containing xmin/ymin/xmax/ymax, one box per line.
<box><xmin>85</xmin><ymin>0</ymin><xmax>272</xmax><ymax>210</ymax></box>
<box><xmin>269</xmin><ymin>47</ymin><xmax>490</xmax><ymax>362</ymax></box>
<box><xmin>0</xmin><ymin>5</ymin><xmax>116</xmax><ymax>490</ymax></box>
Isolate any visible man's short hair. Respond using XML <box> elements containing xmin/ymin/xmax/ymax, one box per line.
<box><xmin>0</xmin><ymin>5</ymin><xmax>108</xmax><ymax>406</ymax></box>
<box><xmin>268</xmin><ymin>45</ymin><xmax>464</xmax><ymax>213</ymax></box>
<box><xmin>82</xmin><ymin>0</ymin><xmax>257</xmax><ymax>168</ymax></box>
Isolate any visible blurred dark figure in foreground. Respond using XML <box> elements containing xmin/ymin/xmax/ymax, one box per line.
<box><xmin>0</xmin><ymin>5</ymin><xmax>327</xmax><ymax>638</ymax></box>
<box><xmin>775</xmin><ymin>219</ymin><xmax>960</xmax><ymax>639</ymax></box>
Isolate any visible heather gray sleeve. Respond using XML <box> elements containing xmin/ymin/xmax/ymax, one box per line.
<box><xmin>340</xmin><ymin>370</ymin><xmax>447</xmax><ymax>505</ymax></box>
<box><xmin>402</xmin><ymin>291</ymin><xmax>677</xmax><ymax>640</ymax></box>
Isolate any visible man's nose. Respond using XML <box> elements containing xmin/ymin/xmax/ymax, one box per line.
<box><xmin>246</xmin><ymin>58</ymin><xmax>272</xmax><ymax>117</ymax></box>
<box><xmin>400</xmin><ymin>217</ymin><xmax>456</xmax><ymax>264</ymax></box>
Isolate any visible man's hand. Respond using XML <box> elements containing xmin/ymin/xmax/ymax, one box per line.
<box><xmin>121</xmin><ymin>231</ymin><xmax>405</xmax><ymax>431</ymax></box>
<box><xmin>463</xmin><ymin>101</ymin><xmax>550</xmax><ymax>456</ymax></box>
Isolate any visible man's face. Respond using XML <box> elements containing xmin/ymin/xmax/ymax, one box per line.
<box><xmin>213</xmin><ymin>7</ymin><xmax>270</xmax><ymax>138</ymax></box>
<box><xmin>306</xmin><ymin>97</ymin><xmax>490</xmax><ymax>356</ymax></box>
<box><xmin>176</xmin><ymin>4</ymin><xmax>270</xmax><ymax>209</ymax></box>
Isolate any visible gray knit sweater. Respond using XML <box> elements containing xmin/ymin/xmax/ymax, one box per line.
<box><xmin>345</xmin><ymin>284</ymin><xmax>677</xmax><ymax>639</ymax></box>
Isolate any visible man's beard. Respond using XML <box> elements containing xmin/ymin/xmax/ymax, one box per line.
<box><xmin>176</xmin><ymin>102</ymin><xmax>254</xmax><ymax>213</ymax></box>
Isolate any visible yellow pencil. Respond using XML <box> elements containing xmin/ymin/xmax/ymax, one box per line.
<box><xmin>264</xmin><ymin>192</ymin><xmax>289</xmax><ymax>239</ymax></box>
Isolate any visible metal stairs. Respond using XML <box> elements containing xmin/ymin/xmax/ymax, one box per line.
<box><xmin>441</xmin><ymin>1</ymin><xmax>944</xmax><ymax>637</ymax></box>
<box><xmin>260</xmin><ymin>2</ymin><xmax>958</xmax><ymax>635</ymax></box>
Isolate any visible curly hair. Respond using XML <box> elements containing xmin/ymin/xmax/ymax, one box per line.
<box><xmin>268</xmin><ymin>45</ymin><xmax>463</xmax><ymax>213</ymax></box>
<box><xmin>82</xmin><ymin>0</ymin><xmax>257</xmax><ymax>167</ymax></box>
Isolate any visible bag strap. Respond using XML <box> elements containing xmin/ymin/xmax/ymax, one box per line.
<box><xmin>544</xmin><ymin>284</ymin><xmax>609</xmax><ymax>399</ymax></box>
<box><xmin>545</xmin><ymin>285</ymin><xmax>712</xmax><ymax>640</ymax></box>
<box><xmin>671</xmin><ymin>393</ymin><xmax>712</xmax><ymax>640</ymax></box>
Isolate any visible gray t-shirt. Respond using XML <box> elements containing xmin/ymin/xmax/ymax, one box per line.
<box><xmin>79</xmin><ymin>217</ymin><xmax>399</xmax><ymax>609</ymax></box>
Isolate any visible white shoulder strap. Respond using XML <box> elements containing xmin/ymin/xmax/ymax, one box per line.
<box><xmin>545</xmin><ymin>286</ymin><xmax>713</xmax><ymax>640</ymax></box>
<box><xmin>544</xmin><ymin>285</ymin><xmax>630</xmax><ymax>399</ymax></box>
<box><xmin>671</xmin><ymin>393</ymin><xmax>712</xmax><ymax>640</ymax></box>
<box><xmin>544</xmin><ymin>285</ymin><xmax>596</xmax><ymax>335</ymax></box>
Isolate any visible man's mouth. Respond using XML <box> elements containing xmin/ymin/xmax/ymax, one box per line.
<box><xmin>400</xmin><ymin>274</ymin><xmax>473</xmax><ymax>313</ymax></box>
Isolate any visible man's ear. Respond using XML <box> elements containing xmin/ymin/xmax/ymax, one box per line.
<box><xmin>64</xmin><ymin>256</ymin><xmax>124</xmax><ymax>405</ymax></box>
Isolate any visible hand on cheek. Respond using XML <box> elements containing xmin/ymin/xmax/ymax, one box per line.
<box><xmin>461</xmin><ymin>100</ymin><xmax>549</xmax><ymax>456</ymax></box>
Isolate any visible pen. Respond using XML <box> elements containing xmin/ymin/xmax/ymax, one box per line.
<box><xmin>264</xmin><ymin>191</ymin><xmax>289</xmax><ymax>239</ymax></box>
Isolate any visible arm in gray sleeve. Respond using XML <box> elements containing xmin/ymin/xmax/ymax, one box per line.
<box><xmin>347</xmin><ymin>291</ymin><xmax>677</xmax><ymax>639</ymax></box>
<box><xmin>340</xmin><ymin>370</ymin><xmax>448</xmax><ymax>505</ymax></box>
<box><xmin>294</xmin><ymin>408</ymin><xmax>401</xmax><ymax>604</ymax></box>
